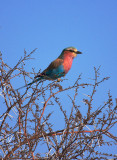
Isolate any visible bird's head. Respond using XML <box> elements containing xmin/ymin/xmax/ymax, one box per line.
<box><xmin>59</xmin><ymin>47</ymin><xmax>82</xmax><ymax>59</ymax></box>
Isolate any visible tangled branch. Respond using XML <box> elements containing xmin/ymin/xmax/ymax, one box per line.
<box><xmin>0</xmin><ymin>50</ymin><xmax>117</xmax><ymax>160</ymax></box>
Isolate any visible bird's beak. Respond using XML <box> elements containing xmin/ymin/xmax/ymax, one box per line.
<box><xmin>76</xmin><ymin>51</ymin><xmax>82</xmax><ymax>54</ymax></box>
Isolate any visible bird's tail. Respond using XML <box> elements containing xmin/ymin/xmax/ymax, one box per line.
<box><xmin>15</xmin><ymin>77</ymin><xmax>42</xmax><ymax>91</ymax></box>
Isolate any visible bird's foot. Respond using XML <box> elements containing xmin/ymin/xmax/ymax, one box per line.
<box><xmin>57</xmin><ymin>78</ymin><xmax>61</xmax><ymax>82</ymax></box>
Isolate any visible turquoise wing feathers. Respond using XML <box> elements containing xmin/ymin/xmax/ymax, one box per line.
<box><xmin>16</xmin><ymin>58</ymin><xmax>64</xmax><ymax>91</ymax></box>
<box><xmin>35</xmin><ymin>58</ymin><xmax>65</xmax><ymax>80</ymax></box>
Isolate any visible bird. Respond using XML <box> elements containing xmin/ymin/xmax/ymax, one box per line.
<box><xmin>16</xmin><ymin>47</ymin><xmax>82</xmax><ymax>90</ymax></box>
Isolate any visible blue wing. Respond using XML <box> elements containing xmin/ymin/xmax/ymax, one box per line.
<box><xmin>16</xmin><ymin>59</ymin><xmax>65</xmax><ymax>91</ymax></box>
<box><xmin>35</xmin><ymin>58</ymin><xmax>65</xmax><ymax>80</ymax></box>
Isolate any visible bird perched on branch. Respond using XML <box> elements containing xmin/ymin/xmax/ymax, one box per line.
<box><xmin>16</xmin><ymin>47</ymin><xmax>82</xmax><ymax>90</ymax></box>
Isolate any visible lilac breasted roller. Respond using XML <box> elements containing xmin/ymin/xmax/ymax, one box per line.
<box><xmin>16</xmin><ymin>47</ymin><xmax>82</xmax><ymax>90</ymax></box>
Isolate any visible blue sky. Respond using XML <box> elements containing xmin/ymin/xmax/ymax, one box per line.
<box><xmin>0</xmin><ymin>0</ymin><xmax>117</xmax><ymax>157</ymax></box>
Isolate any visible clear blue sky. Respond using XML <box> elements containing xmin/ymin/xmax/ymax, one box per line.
<box><xmin>0</xmin><ymin>0</ymin><xmax>117</xmax><ymax>157</ymax></box>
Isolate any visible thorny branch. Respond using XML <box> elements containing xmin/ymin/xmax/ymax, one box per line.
<box><xmin>0</xmin><ymin>50</ymin><xmax>117</xmax><ymax>159</ymax></box>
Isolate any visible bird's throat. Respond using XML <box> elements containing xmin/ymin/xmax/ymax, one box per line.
<box><xmin>63</xmin><ymin>55</ymin><xmax>73</xmax><ymax>74</ymax></box>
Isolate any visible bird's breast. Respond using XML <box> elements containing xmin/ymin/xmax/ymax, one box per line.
<box><xmin>63</xmin><ymin>56</ymin><xmax>73</xmax><ymax>74</ymax></box>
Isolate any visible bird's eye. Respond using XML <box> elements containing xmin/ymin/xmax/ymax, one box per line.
<box><xmin>68</xmin><ymin>50</ymin><xmax>74</xmax><ymax>52</ymax></box>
